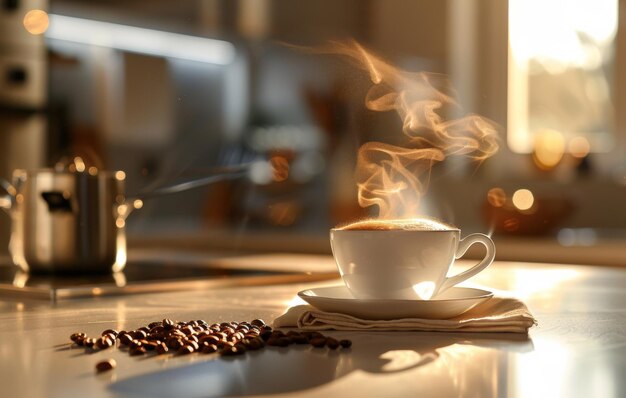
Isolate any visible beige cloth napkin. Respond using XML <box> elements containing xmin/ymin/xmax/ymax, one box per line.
<box><xmin>273</xmin><ymin>297</ymin><xmax>537</xmax><ymax>334</ymax></box>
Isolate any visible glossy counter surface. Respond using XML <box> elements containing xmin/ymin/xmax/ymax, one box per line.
<box><xmin>0</xmin><ymin>256</ymin><xmax>624</xmax><ymax>397</ymax></box>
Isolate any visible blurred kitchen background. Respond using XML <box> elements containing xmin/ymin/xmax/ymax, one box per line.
<box><xmin>1</xmin><ymin>0</ymin><xmax>625</xmax><ymax>266</ymax></box>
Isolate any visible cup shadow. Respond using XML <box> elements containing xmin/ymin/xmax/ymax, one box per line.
<box><xmin>108</xmin><ymin>331</ymin><xmax>534</xmax><ymax>397</ymax></box>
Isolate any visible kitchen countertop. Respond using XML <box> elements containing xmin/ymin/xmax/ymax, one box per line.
<box><xmin>0</xmin><ymin>256</ymin><xmax>624</xmax><ymax>397</ymax></box>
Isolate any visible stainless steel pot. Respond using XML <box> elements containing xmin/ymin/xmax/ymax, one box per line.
<box><xmin>0</xmin><ymin>168</ymin><xmax>138</xmax><ymax>273</ymax></box>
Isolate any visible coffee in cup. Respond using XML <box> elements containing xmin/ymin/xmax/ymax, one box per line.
<box><xmin>330</xmin><ymin>218</ymin><xmax>495</xmax><ymax>300</ymax></box>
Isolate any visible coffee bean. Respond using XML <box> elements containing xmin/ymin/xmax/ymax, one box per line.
<box><xmin>102</xmin><ymin>333</ymin><xmax>117</xmax><ymax>342</ymax></box>
<box><xmin>177</xmin><ymin>345</ymin><xmax>194</xmax><ymax>355</ymax></box>
<box><xmin>167</xmin><ymin>338</ymin><xmax>183</xmax><ymax>350</ymax></box>
<box><xmin>187</xmin><ymin>341</ymin><xmax>199</xmax><ymax>351</ymax></box>
<box><xmin>156</xmin><ymin>342</ymin><xmax>169</xmax><ymax>355</ymax></box>
<box><xmin>251</xmin><ymin>319</ymin><xmax>266</xmax><ymax>327</ymax></box>
<box><xmin>129</xmin><ymin>346</ymin><xmax>146</xmax><ymax>356</ymax></box>
<box><xmin>163</xmin><ymin>319</ymin><xmax>176</xmax><ymax>330</ymax></box>
<box><xmin>96</xmin><ymin>336</ymin><xmax>114</xmax><ymax>349</ymax></box>
<box><xmin>267</xmin><ymin>337</ymin><xmax>290</xmax><ymax>347</ymax></box>
<box><xmin>132</xmin><ymin>330</ymin><xmax>147</xmax><ymax>340</ymax></box>
<box><xmin>101</xmin><ymin>329</ymin><xmax>118</xmax><ymax>338</ymax></box>
<box><xmin>129</xmin><ymin>340</ymin><xmax>143</xmax><ymax>349</ymax></box>
<box><xmin>138</xmin><ymin>327</ymin><xmax>150</xmax><ymax>334</ymax></box>
<box><xmin>200</xmin><ymin>335</ymin><xmax>220</xmax><ymax>345</ymax></box>
<box><xmin>326</xmin><ymin>338</ymin><xmax>340</xmax><ymax>350</ymax></box>
<box><xmin>260</xmin><ymin>330</ymin><xmax>273</xmax><ymax>341</ymax></box>
<box><xmin>150</xmin><ymin>326</ymin><xmax>164</xmax><ymax>335</ymax></box>
<box><xmin>84</xmin><ymin>337</ymin><xmax>97</xmax><ymax>348</ymax></box>
<box><xmin>309</xmin><ymin>338</ymin><xmax>326</xmax><ymax>348</ymax></box>
<box><xmin>234</xmin><ymin>342</ymin><xmax>247</xmax><ymax>353</ymax></box>
<box><xmin>186</xmin><ymin>335</ymin><xmax>199</xmax><ymax>343</ymax></box>
<box><xmin>217</xmin><ymin>341</ymin><xmax>235</xmax><ymax>349</ymax></box>
<box><xmin>148</xmin><ymin>321</ymin><xmax>162</xmax><ymax>329</ymax></box>
<box><xmin>290</xmin><ymin>335</ymin><xmax>308</xmax><ymax>344</ymax></box>
<box><xmin>201</xmin><ymin>344</ymin><xmax>218</xmax><ymax>354</ymax></box>
<box><xmin>182</xmin><ymin>326</ymin><xmax>194</xmax><ymax>335</ymax></box>
<box><xmin>221</xmin><ymin>327</ymin><xmax>235</xmax><ymax>335</ymax></box>
<box><xmin>119</xmin><ymin>334</ymin><xmax>133</xmax><ymax>346</ymax></box>
<box><xmin>304</xmin><ymin>332</ymin><xmax>324</xmax><ymax>340</ymax></box>
<box><xmin>219</xmin><ymin>346</ymin><xmax>243</xmax><ymax>356</ymax></box>
<box><xmin>143</xmin><ymin>341</ymin><xmax>158</xmax><ymax>351</ymax></box>
<box><xmin>70</xmin><ymin>332</ymin><xmax>86</xmax><ymax>343</ymax></box>
<box><xmin>271</xmin><ymin>330</ymin><xmax>285</xmax><ymax>338</ymax></box>
<box><xmin>243</xmin><ymin>338</ymin><xmax>263</xmax><ymax>350</ymax></box>
<box><xmin>95</xmin><ymin>359</ymin><xmax>116</xmax><ymax>372</ymax></box>
<box><xmin>339</xmin><ymin>339</ymin><xmax>352</xmax><ymax>348</ymax></box>
<box><xmin>170</xmin><ymin>330</ymin><xmax>186</xmax><ymax>338</ymax></box>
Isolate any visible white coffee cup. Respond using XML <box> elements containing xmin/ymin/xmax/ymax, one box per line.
<box><xmin>330</xmin><ymin>225</ymin><xmax>495</xmax><ymax>300</ymax></box>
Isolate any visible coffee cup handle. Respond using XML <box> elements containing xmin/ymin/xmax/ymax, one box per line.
<box><xmin>439</xmin><ymin>233</ymin><xmax>495</xmax><ymax>293</ymax></box>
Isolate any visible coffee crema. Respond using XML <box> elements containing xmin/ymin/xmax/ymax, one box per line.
<box><xmin>337</xmin><ymin>218</ymin><xmax>454</xmax><ymax>231</ymax></box>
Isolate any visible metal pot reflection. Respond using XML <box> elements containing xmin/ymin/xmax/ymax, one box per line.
<box><xmin>0</xmin><ymin>168</ymin><xmax>140</xmax><ymax>274</ymax></box>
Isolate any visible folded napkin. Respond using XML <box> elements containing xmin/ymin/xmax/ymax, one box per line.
<box><xmin>273</xmin><ymin>297</ymin><xmax>537</xmax><ymax>334</ymax></box>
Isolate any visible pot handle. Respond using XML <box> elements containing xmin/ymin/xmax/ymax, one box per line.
<box><xmin>0</xmin><ymin>178</ymin><xmax>16</xmax><ymax>213</ymax></box>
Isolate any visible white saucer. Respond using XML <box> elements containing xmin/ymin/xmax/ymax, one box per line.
<box><xmin>298</xmin><ymin>286</ymin><xmax>493</xmax><ymax>320</ymax></box>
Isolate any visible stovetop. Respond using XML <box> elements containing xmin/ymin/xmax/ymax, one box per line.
<box><xmin>0</xmin><ymin>251</ymin><xmax>338</xmax><ymax>301</ymax></box>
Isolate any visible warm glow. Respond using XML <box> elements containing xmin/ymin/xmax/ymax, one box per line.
<box><xmin>512</xmin><ymin>189</ymin><xmax>534</xmax><ymax>211</ymax></box>
<box><xmin>569</xmin><ymin>136</ymin><xmax>590</xmax><ymax>158</ymax></box>
<box><xmin>285</xmin><ymin>295</ymin><xmax>307</xmax><ymax>308</ymax></box>
<box><xmin>73</xmin><ymin>157</ymin><xmax>85</xmax><ymax>173</ymax></box>
<box><xmin>509</xmin><ymin>0</ymin><xmax>617</xmax><ymax>69</ymax></box>
<box><xmin>512</xmin><ymin>267</ymin><xmax>580</xmax><ymax>300</ymax></box>
<box><xmin>23</xmin><ymin>10</ymin><xmax>49</xmax><ymax>35</ymax></box>
<box><xmin>533</xmin><ymin>129</ymin><xmax>565</xmax><ymax>170</ymax></box>
<box><xmin>88</xmin><ymin>166</ymin><xmax>98</xmax><ymax>176</ymax></box>
<box><xmin>507</xmin><ymin>0</ymin><xmax>617</xmax><ymax>154</ymax></box>
<box><xmin>133</xmin><ymin>199</ymin><xmax>143</xmax><ymax>209</ymax></box>
<box><xmin>117</xmin><ymin>204</ymin><xmax>128</xmax><ymax>219</ymax></box>
<box><xmin>115</xmin><ymin>171</ymin><xmax>126</xmax><ymax>181</ymax></box>
<box><xmin>112</xmin><ymin>232</ymin><xmax>127</xmax><ymax>272</ymax></box>
<box><xmin>486</xmin><ymin>187</ymin><xmax>506</xmax><ymax>207</ymax></box>
<box><xmin>115</xmin><ymin>218</ymin><xmax>125</xmax><ymax>228</ymax></box>
<box><xmin>412</xmin><ymin>281</ymin><xmax>436</xmax><ymax>300</ymax></box>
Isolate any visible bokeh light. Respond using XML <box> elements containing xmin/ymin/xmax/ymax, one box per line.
<box><xmin>569</xmin><ymin>136</ymin><xmax>590</xmax><ymax>158</ymax></box>
<box><xmin>487</xmin><ymin>187</ymin><xmax>507</xmax><ymax>207</ymax></box>
<box><xmin>23</xmin><ymin>10</ymin><xmax>49</xmax><ymax>35</ymax></box>
<box><xmin>512</xmin><ymin>189</ymin><xmax>535</xmax><ymax>211</ymax></box>
<box><xmin>532</xmin><ymin>129</ymin><xmax>565</xmax><ymax>170</ymax></box>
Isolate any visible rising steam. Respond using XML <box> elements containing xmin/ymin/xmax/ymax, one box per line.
<box><xmin>318</xmin><ymin>40</ymin><xmax>500</xmax><ymax>219</ymax></box>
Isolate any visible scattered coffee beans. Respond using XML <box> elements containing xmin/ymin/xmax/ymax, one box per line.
<box><xmin>70</xmin><ymin>317</ymin><xmax>353</xmax><ymax>373</ymax></box>
<box><xmin>95</xmin><ymin>359</ymin><xmax>116</xmax><ymax>373</ymax></box>
<box><xmin>326</xmin><ymin>338</ymin><xmax>340</xmax><ymax>350</ymax></box>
